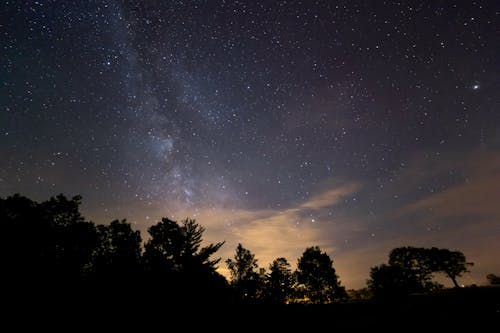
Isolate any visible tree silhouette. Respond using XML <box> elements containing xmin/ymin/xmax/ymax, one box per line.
<box><xmin>2</xmin><ymin>192</ymin><xmax>490</xmax><ymax>319</ymax></box>
<box><xmin>92</xmin><ymin>219</ymin><xmax>143</xmax><ymax>282</ymax></box>
<box><xmin>1</xmin><ymin>194</ymin><xmax>46</xmax><ymax>287</ymax></box>
<box><xmin>368</xmin><ymin>264</ymin><xmax>423</xmax><ymax>298</ymax></box>
<box><xmin>388</xmin><ymin>246</ymin><xmax>438</xmax><ymax>292</ymax></box>
<box><xmin>369</xmin><ymin>246</ymin><xmax>474</xmax><ymax>297</ymax></box>
<box><xmin>39</xmin><ymin>194</ymin><xmax>86</xmax><ymax>226</ymax></box>
<box><xmin>226</xmin><ymin>243</ymin><xmax>264</xmax><ymax>303</ymax></box>
<box><xmin>426</xmin><ymin>247</ymin><xmax>473</xmax><ymax>288</ymax></box>
<box><xmin>263</xmin><ymin>257</ymin><xmax>295</xmax><ymax>304</ymax></box>
<box><xmin>0</xmin><ymin>192</ymin><xmax>104</xmax><ymax>308</ymax></box>
<box><xmin>486</xmin><ymin>274</ymin><xmax>500</xmax><ymax>285</ymax></box>
<box><xmin>142</xmin><ymin>217</ymin><xmax>227</xmax><ymax>303</ymax></box>
<box><xmin>0</xmin><ymin>194</ymin><xmax>100</xmax><ymax>286</ymax></box>
<box><xmin>143</xmin><ymin>218</ymin><xmax>224</xmax><ymax>272</ymax></box>
<box><xmin>295</xmin><ymin>246</ymin><xmax>347</xmax><ymax>304</ymax></box>
<box><xmin>53</xmin><ymin>218</ymin><xmax>99</xmax><ymax>281</ymax></box>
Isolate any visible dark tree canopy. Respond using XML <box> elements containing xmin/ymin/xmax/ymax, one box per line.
<box><xmin>143</xmin><ymin>217</ymin><xmax>224</xmax><ymax>273</ymax></box>
<box><xmin>263</xmin><ymin>257</ymin><xmax>296</xmax><ymax>304</ymax></box>
<box><xmin>295</xmin><ymin>246</ymin><xmax>347</xmax><ymax>304</ymax></box>
<box><xmin>226</xmin><ymin>243</ymin><xmax>264</xmax><ymax>303</ymax></box>
<box><xmin>0</xmin><ymin>193</ymin><xmax>99</xmax><ymax>286</ymax></box>
<box><xmin>92</xmin><ymin>219</ymin><xmax>143</xmax><ymax>281</ymax></box>
<box><xmin>143</xmin><ymin>217</ymin><xmax>228</xmax><ymax>303</ymax></box>
<box><xmin>388</xmin><ymin>246</ymin><xmax>438</xmax><ymax>292</ymax></box>
<box><xmin>0</xmin><ymin>194</ymin><xmax>230</xmax><ymax>305</ymax></box>
<box><xmin>486</xmin><ymin>274</ymin><xmax>500</xmax><ymax>285</ymax></box>
<box><xmin>425</xmin><ymin>247</ymin><xmax>473</xmax><ymax>288</ymax></box>
<box><xmin>369</xmin><ymin>246</ymin><xmax>474</xmax><ymax>297</ymax></box>
<box><xmin>1</xmin><ymin>193</ymin><xmax>483</xmax><ymax>312</ymax></box>
<box><xmin>368</xmin><ymin>264</ymin><xmax>424</xmax><ymax>298</ymax></box>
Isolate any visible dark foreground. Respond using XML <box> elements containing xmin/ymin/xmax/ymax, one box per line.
<box><xmin>4</xmin><ymin>286</ymin><xmax>499</xmax><ymax>330</ymax></box>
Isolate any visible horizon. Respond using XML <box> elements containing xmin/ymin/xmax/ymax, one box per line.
<box><xmin>3</xmin><ymin>190</ymin><xmax>490</xmax><ymax>290</ymax></box>
<box><xmin>2</xmin><ymin>1</ymin><xmax>499</xmax><ymax>290</ymax></box>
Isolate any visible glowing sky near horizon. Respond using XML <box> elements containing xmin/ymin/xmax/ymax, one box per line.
<box><xmin>1</xmin><ymin>1</ymin><xmax>499</xmax><ymax>289</ymax></box>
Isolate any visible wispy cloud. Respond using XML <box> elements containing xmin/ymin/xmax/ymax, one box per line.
<box><xmin>86</xmin><ymin>149</ymin><xmax>500</xmax><ymax>290</ymax></box>
<box><xmin>192</xmin><ymin>181</ymin><xmax>362</xmax><ymax>278</ymax></box>
<box><xmin>300</xmin><ymin>183</ymin><xmax>359</xmax><ymax>209</ymax></box>
<box><xmin>387</xmin><ymin>148</ymin><xmax>500</xmax><ymax>287</ymax></box>
<box><xmin>402</xmin><ymin>152</ymin><xmax>500</xmax><ymax>221</ymax></box>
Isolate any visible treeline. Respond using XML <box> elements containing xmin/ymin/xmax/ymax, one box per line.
<box><xmin>0</xmin><ymin>193</ymin><xmax>489</xmax><ymax>307</ymax></box>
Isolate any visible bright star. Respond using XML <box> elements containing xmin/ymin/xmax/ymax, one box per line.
<box><xmin>472</xmin><ymin>84</ymin><xmax>480</xmax><ymax>90</ymax></box>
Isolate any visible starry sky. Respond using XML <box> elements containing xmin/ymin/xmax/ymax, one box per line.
<box><xmin>1</xmin><ymin>1</ymin><xmax>499</xmax><ymax>289</ymax></box>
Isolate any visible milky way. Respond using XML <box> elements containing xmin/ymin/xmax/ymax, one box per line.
<box><xmin>1</xmin><ymin>1</ymin><xmax>499</xmax><ymax>288</ymax></box>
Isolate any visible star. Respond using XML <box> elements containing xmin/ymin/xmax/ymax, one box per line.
<box><xmin>1</xmin><ymin>0</ymin><xmax>498</xmax><ymax>291</ymax></box>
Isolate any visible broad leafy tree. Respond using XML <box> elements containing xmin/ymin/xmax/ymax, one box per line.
<box><xmin>92</xmin><ymin>219</ymin><xmax>143</xmax><ymax>281</ymax></box>
<box><xmin>1</xmin><ymin>194</ymin><xmax>234</xmax><ymax>305</ymax></box>
<box><xmin>0</xmin><ymin>193</ymin><xmax>100</xmax><ymax>299</ymax></box>
<box><xmin>369</xmin><ymin>246</ymin><xmax>474</xmax><ymax>297</ymax></box>
<box><xmin>388</xmin><ymin>246</ymin><xmax>437</xmax><ymax>292</ymax></box>
<box><xmin>143</xmin><ymin>218</ymin><xmax>224</xmax><ymax>272</ymax></box>
<box><xmin>486</xmin><ymin>273</ymin><xmax>500</xmax><ymax>285</ymax></box>
<box><xmin>142</xmin><ymin>217</ymin><xmax>227</xmax><ymax>303</ymax></box>
<box><xmin>426</xmin><ymin>247</ymin><xmax>473</xmax><ymax>288</ymax></box>
<box><xmin>368</xmin><ymin>264</ymin><xmax>423</xmax><ymax>298</ymax></box>
<box><xmin>226</xmin><ymin>243</ymin><xmax>264</xmax><ymax>303</ymax></box>
<box><xmin>295</xmin><ymin>246</ymin><xmax>347</xmax><ymax>304</ymax></box>
<box><xmin>1</xmin><ymin>194</ymin><xmax>46</xmax><ymax>283</ymax></box>
<box><xmin>39</xmin><ymin>194</ymin><xmax>86</xmax><ymax>226</ymax></box>
<box><xmin>263</xmin><ymin>257</ymin><xmax>295</xmax><ymax>304</ymax></box>
<box><xmin>1</xmin><ymin>194</ymin><xmax>100</xmax><ymax>282</ymax></box>
<box><xmin>37</xmin><ymin>194</ymin><xmax>99</xmax><ymax>281</ymax></box>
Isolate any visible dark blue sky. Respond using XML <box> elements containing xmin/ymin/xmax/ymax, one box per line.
<box><xmin>1</xmin><ymin>0</ymin><xmax>499</xmax><ymax>288</ymax></box>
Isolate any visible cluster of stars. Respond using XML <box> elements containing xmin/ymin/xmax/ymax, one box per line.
<box><xmin>1</xmin><ymin>0</ymin><xmax>499</xmax><ymax>288</ymax></box>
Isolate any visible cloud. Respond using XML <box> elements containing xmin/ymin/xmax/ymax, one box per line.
<box><xmin>192</xmin><ymin>181</ymin><xmax>362</xmax><ymax>279</ymax></box>
<box><xmin>387</xmin><ymin>148</ymin><xmax>500</xmax><ymax>287</ymax></box>
<box><xmin>309</xmin><ymin>148</ymin><xmax>500</xmax><ymax>289</ymax></box>
<box><xmin>399</xmin><ymin>148</ymin><xmax>500</xmax><ymax>223</ymax></box>
<box><xmin>300</xmin><ymin>183</ymin><xmax>359</xmax><ymax>209</ymax></box>
<box><xmin>86</xmin><ymin>149</ymin><xmax>500</xmax><ymax>290</ymax></box>
<box><xmin>106</xmin><ymin>180</ymin><xmax>375</xmax><ymax>289</ymax></box>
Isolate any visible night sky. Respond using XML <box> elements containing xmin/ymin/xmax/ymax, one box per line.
<box><xmin>2</xmin><ymin>1</ymin><xmax>499</xmax><ymax>289</ymax></box>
